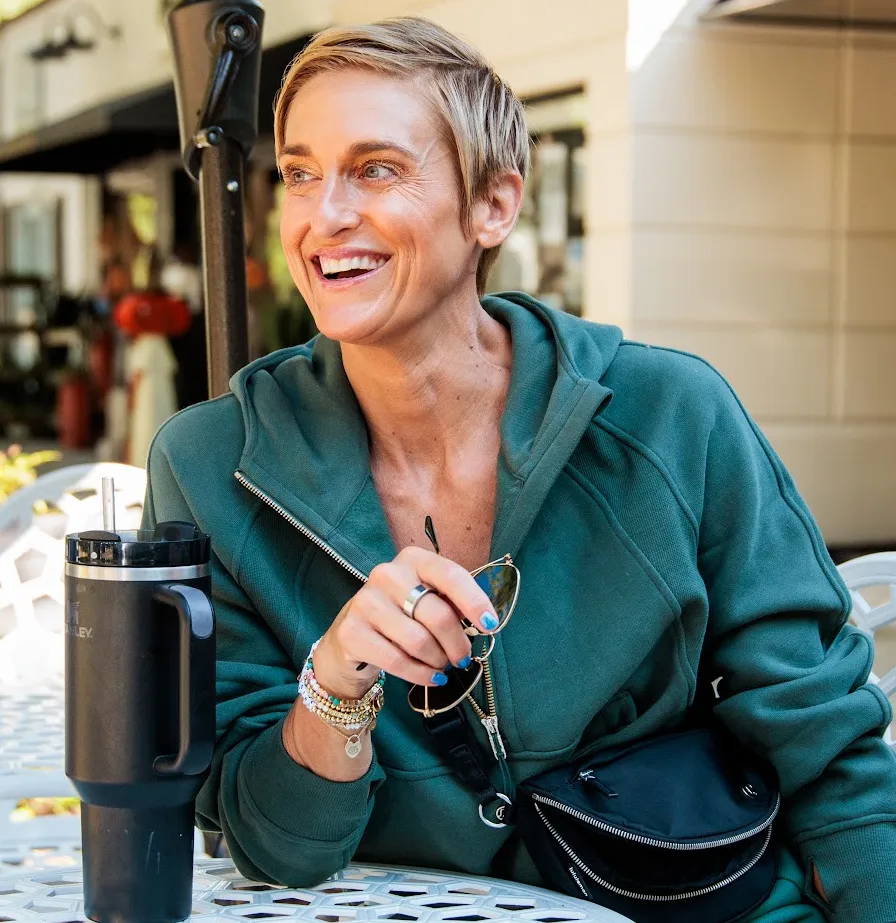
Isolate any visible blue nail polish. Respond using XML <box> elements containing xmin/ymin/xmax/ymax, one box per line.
<box><xmin>432</xmin><ymin>672</ymin><xmax>449</xmax><ymax>686</ymax></box>
<box><xmin>443</xmin><ymin>663</ymin><xmax>453</xmax><ymax>671</ymax></box>
<box><xmin>458</xmin><ymin>656</ymin><xmax>472</xmax><ymax>669</ymax></box>
<box><xmin>481</xmin><ymin>613</ymin><xmax>499</xmax><ymax>632</ymax></box>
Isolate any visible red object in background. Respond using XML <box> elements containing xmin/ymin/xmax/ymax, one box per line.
<box><xmin>113</xmin><ymin>291</ymin><xmax>192</xmax><ymax>337</ymax></box>
<box><xmin>57</xmin><ymin>374</ymin><xmax>92</xmax><ymax>448</ymax></box>
<box><xmin>87</xmin><ymin>328</ymin><xmax>114</xmax><ymax>396</ymax></box>
<box><xmin>246</xmin><ymin>256</ymin><xmax>269</xmax><ymax>292</ymax></box>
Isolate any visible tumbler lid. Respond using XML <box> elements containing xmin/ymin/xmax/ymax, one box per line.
<box><xmin>65</xmin><ymin>521</ymin><xmax>210</xmax><ymax>567</ymax></box>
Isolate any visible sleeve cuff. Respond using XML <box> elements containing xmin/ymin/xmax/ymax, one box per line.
<box><xmin>241</xmin><ymin>717</ymin><xmax>385</xmax><ymax>844</ymax></box>
<box><xmin>797</xmin><ymin>820</ymin><xmax>896</xmax><ymax>923</ymax></box>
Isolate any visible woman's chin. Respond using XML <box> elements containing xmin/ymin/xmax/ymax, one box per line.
<box><xmin>308</xmin><ymin>299</ymin><xmax>392</xmax><ymax>345</ymax></box>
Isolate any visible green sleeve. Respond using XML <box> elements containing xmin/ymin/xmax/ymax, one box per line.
<box><xmin>697</xmin><ymin>379</ymin><xmax>896</xmax><ymax>923</ymax></box>
<box><xmin>143</xmin><ymin>437</ymin><xmax>385</xmax><ymax>887</ymax></box>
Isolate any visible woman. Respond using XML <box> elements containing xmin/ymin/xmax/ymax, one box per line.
<box><xmin>142</xmin><ymin>17</ymin><xmax>896</xmax><ymax>922</ymax></box>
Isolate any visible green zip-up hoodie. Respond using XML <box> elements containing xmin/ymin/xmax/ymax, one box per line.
<box><xmin>143</xmin><ymin>293</ymin><xmax>896</xmax><ymax>922</ymax></box>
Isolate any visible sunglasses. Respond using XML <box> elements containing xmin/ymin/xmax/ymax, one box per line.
<box><xmin>407</xmin><ymin>518</ymin><xmax>520</xmax><ymax>717</ymax></box>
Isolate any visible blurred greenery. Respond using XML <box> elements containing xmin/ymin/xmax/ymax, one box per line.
<box><xmin>127</xmin><ymin>194</ymin><xmax>158</xmax><ymax>247</ymax></box>
<box><xmin>262</xmin><ymin>184</ymin><xmax>319</xmax><ymax>351</ymax></box>
<box><xmin>13</xmin><ymin>797</ymin><xmax>80</xmax><ymax>820</ymax></box>
<box><xmin>0</xmin><ymin>0</ymin><xmax>46</xmax><ymax>24</ymax></box>
<box><xmin>0</xmin><ymin>444</ymin><xmax>60</xmax><ymax>503</ymax></box>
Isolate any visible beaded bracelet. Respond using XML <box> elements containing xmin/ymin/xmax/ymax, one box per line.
<box><xmin>298</xmin><ymin>639</ymin><xmax>385</xmax><ymax>758</ymax></box>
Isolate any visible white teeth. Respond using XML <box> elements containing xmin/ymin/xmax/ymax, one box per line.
<box><xmin>318</xmin><ymin>254</ymin><xmax>388</xmax><ymax>277</ymax></box>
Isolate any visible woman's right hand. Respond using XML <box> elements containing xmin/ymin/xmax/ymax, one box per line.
<box><xmin>310</xmin><ymin>546</ymin><xmax>498</xmax><ymax>700</ymax></box>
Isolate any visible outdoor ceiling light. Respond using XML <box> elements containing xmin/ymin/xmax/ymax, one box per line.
<box><xmin>27</xmin><ymin>4</ymin><xmax>121</xmax><ymax>63</ymax></box>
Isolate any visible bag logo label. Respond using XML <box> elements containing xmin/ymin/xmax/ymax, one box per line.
<box><xmin>568</xmin><ymin>866</ymin><xmax>589</xmax><ymax>897</ymax></box>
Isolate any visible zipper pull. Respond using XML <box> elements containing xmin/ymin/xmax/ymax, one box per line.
<box><xmin>481</xmin><ymin>715</ymin><xmax>507</xmax><ymax>760</ymax></box>
<box><xmin>578</xmin><ymin>769</ymin><xmax>618</xmax><ymax>798</ymax></box>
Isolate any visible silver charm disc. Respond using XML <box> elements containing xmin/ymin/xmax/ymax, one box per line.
<box><xmin>345</xmin><ymin>735</ymin><xmax>363</xmax><ymax>758</ymax></box>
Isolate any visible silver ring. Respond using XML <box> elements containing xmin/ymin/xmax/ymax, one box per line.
<box><xmin>402</xmin><ymin>584</ymin><xmax>434</xmax><ymax>619</ymax></box>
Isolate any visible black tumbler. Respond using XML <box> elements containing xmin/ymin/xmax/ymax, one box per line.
<box><xmin>65</xmin><ymin>521</ymin><xmax>215</xmax><ymax>923</ymax></box>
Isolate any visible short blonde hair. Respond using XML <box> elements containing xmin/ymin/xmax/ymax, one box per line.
<box><xmin>274</xmin><ymin>17</ymin><xmax>530</xmax><ymax>294</ymax></box>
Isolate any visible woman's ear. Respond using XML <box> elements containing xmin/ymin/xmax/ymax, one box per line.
<box><xmin>472</xmin><ymin>172</ymin><xmax>524</xmax><ymax>250</ymax></box>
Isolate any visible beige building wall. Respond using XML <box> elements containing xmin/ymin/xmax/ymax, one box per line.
<box><xmin>627</xmin><ymin>2</ymin><xmax>896</xmax><ymax>547</ymax></box>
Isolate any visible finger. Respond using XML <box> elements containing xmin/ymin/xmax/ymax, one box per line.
<box><xmin>364</xmin><ymin>590</ymin><xmax>455</xmax><ymax>671</ymax></box>
<box><xmin>409</xmin><ymin>592</ymin><xmax>473</xmax><ymax>667</ymax></box>
<box><xmin>346</xmin><ymin>622</ymin><xmax>452</xmax><ymax>687</ymax></box>
<box><xmin>402</xmin><ymin>549</ymin><xmax>499</xmax><ymax>633</ymax></box>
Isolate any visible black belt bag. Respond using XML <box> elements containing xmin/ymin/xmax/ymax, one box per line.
<box><xmin>426</xmin><ymin>714</ymin><xmax>780</xmax><ymax>923</ymax></box>
<box><xmin>516</xmin><ymin>727</ymin><xmax>780</xmax><ymax>923</ymax></box>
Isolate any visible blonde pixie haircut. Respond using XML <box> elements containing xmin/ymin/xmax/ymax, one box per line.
<box><xmin>274</xmin><ymin>17</ymin><xmax>530</xmax><ymax>294</ymax></box>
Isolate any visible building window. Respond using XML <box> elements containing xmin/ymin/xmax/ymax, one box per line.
<box><xmin>0</xmin><ymin>198</ymin><xmax>61</xmax><ymax>442</ymax></box>
<box><xmin>486</xmin><ymin>90</ymin><xmax>586</xmax><ymax>316</ymax></box>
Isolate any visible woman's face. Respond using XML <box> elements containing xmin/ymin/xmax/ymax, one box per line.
<box><xmin>278</xmin><ymin>69</ymin><xmax>483</xmax><ymax>345</ymax></box>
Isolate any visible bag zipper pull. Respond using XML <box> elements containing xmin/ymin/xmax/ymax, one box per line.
<box><xmin>481</xmin><ymin>715</ymin><xmax>507</xmax><ymax>760</ymax></box>
<box><xmin>578</xmin><ymin>769</ymin><xmax>618</xmax><ymax>798</ymax></box>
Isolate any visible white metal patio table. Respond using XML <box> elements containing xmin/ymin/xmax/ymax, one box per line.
<box><xmin>0</xmin><ymin>687</ymin><xmax>69</xmax><ymax>801</ymax></box>
<box><xmin>0</xmin><ymin>687</ymin><xmax>80</xmax><ymax>873</ymax></box>
<box><xmin>0</xmin><ymin>858</ymin><xmax>633</xmax><ymax>922</ymax></box>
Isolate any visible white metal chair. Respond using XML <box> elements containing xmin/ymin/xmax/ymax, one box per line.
<box><xmin>0</xmin><ymin>464</ymin><xmax>145</xmax><ymax>868</ymax></box>
<box><xmin>838</xmin><ymin>552</ymin><xmax>896</xmax><ymax>748</ymax></box>
<box><xmin>0</xmin><ymin>462</ymin><xmax>146</xmax><ymax>690</ymax></box>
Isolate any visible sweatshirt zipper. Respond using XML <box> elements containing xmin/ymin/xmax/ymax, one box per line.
<box><xmin>234</xmin><ymin>470</ymin><xmax>368</xmax><ymax>583</ymax></box>
<box><xmin>534</xmin><ymin>801</ymin><xmax>775</xmax><ymax>903</ymax></box>
<box><xmin>532</xmin><ymin>790</ymin><xmax>779</xmax><ymax>850</ymax></box>
<box><xmin>465</xmin><ymin>656</ymin><xmax>507</xmax><ymax>760</ymax></box>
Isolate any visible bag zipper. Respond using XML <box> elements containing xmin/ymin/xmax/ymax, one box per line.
<box><xmin>531</xmin><ymin>790</ymin><xmax>778</xmax><ymax>850</ymax></box>
<box><xmin>234</xmin><ymin>470</ymin><xmax>368</xmax><ymax>583</ymax></box>
<box><xmin>534</xmin><ymin>801</ymin><xmax>775</xmax><ymax>902</ymax></box>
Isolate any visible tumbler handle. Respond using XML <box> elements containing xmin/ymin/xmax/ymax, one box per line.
<box><xmin>153</xmin><ymin>584</ymin><xmax>215</xmax><ymax>776</ymax></box>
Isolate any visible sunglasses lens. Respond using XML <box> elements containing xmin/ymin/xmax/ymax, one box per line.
<box><xmin>408</xmin><ymin>660</ymin><xmax>483</xmax><ymax>714</ymax></box>
<box><xmin>474</xmin><ymin>564</ymin><xmax>518</xmax><ymax>630</ymax></box>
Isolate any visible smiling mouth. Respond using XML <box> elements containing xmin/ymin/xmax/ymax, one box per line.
<box><xmin>314</xmin><ymin>254</ymin><xmax>390</xmax><ymax>282</ymax></box>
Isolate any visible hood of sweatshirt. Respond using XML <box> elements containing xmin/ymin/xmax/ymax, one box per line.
<box><xmin>231</xmin><ymin>292</ymin><xmax>622</xmax><ymax>577</ymax></box>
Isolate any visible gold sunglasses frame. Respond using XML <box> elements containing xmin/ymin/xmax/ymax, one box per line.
<box><xmin>407</xmin><ymin>556</ymin><xmax>520</xmax><ymax>717</ymax></box>
<box><xmin>462</xmin><ymin>555</ymin><xmax>521</xmax><ymax>637</ymax></box>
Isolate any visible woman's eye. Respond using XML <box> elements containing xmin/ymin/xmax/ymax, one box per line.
<box><xmin>283</xmin><ymin>167</ymin><xmax>313</xmax><ymax>187</ymax></box>
<box><xmin>361</xmin><ymin>162</ymin><xmax>394</xmax><ymax>181</ymax></box>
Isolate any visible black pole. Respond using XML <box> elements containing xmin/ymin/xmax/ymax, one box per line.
<box><xmin>199</xmin><ymin>137</ymin><xmax>248</xmax><ymax>398</ymax></box>
<box><xmin>166</xmin><ymin>0</ymin><xmax>264</xmax><ymax>399</ymax></box>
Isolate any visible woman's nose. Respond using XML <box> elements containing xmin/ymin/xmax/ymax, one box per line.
<box><xmin>310</xmin><ymin>177</ymin><xmax>361</xmax><ymax>238</ymax></box>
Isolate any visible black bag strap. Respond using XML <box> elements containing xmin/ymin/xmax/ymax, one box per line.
<box><xmin>424</xmin><ymin>707</ymin><xmax>516</xmax><ymax>826</ymax></box>
<box><xmin>423</xmin><ymin>668</ymin><xmax>724</xmax><ymax>829</ymax></box>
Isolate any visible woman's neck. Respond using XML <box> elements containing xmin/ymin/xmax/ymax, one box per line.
<box><xmin>341</xmin><ymin>297</ymin><xmax>512</xmax><ymax>474</ymax></box>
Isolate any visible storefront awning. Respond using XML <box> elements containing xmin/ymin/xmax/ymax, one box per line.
<box><xmin>0</xmin><ymin>36</ymin><xmax>308</xmax><ymax>174</ymax></box>
<box><xmin>0</xmin><ymin>85</ymin><xmax>180</xmax><ymax>174</ymax></box>
<box><xmin>704</xmin><ymin>0</ymin><xmax>896</xmax><ymax>29</ymax></box>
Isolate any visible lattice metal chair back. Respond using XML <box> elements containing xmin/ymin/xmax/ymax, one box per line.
<box><xmin>0</xmin><ymin>463</ymin><xmax>146</xmax><ymax>690</ymax></box>
<box><xmin>838</xmin><ymin>552</ymin><xmax>896</xmax><ymax>748</ymax></box>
